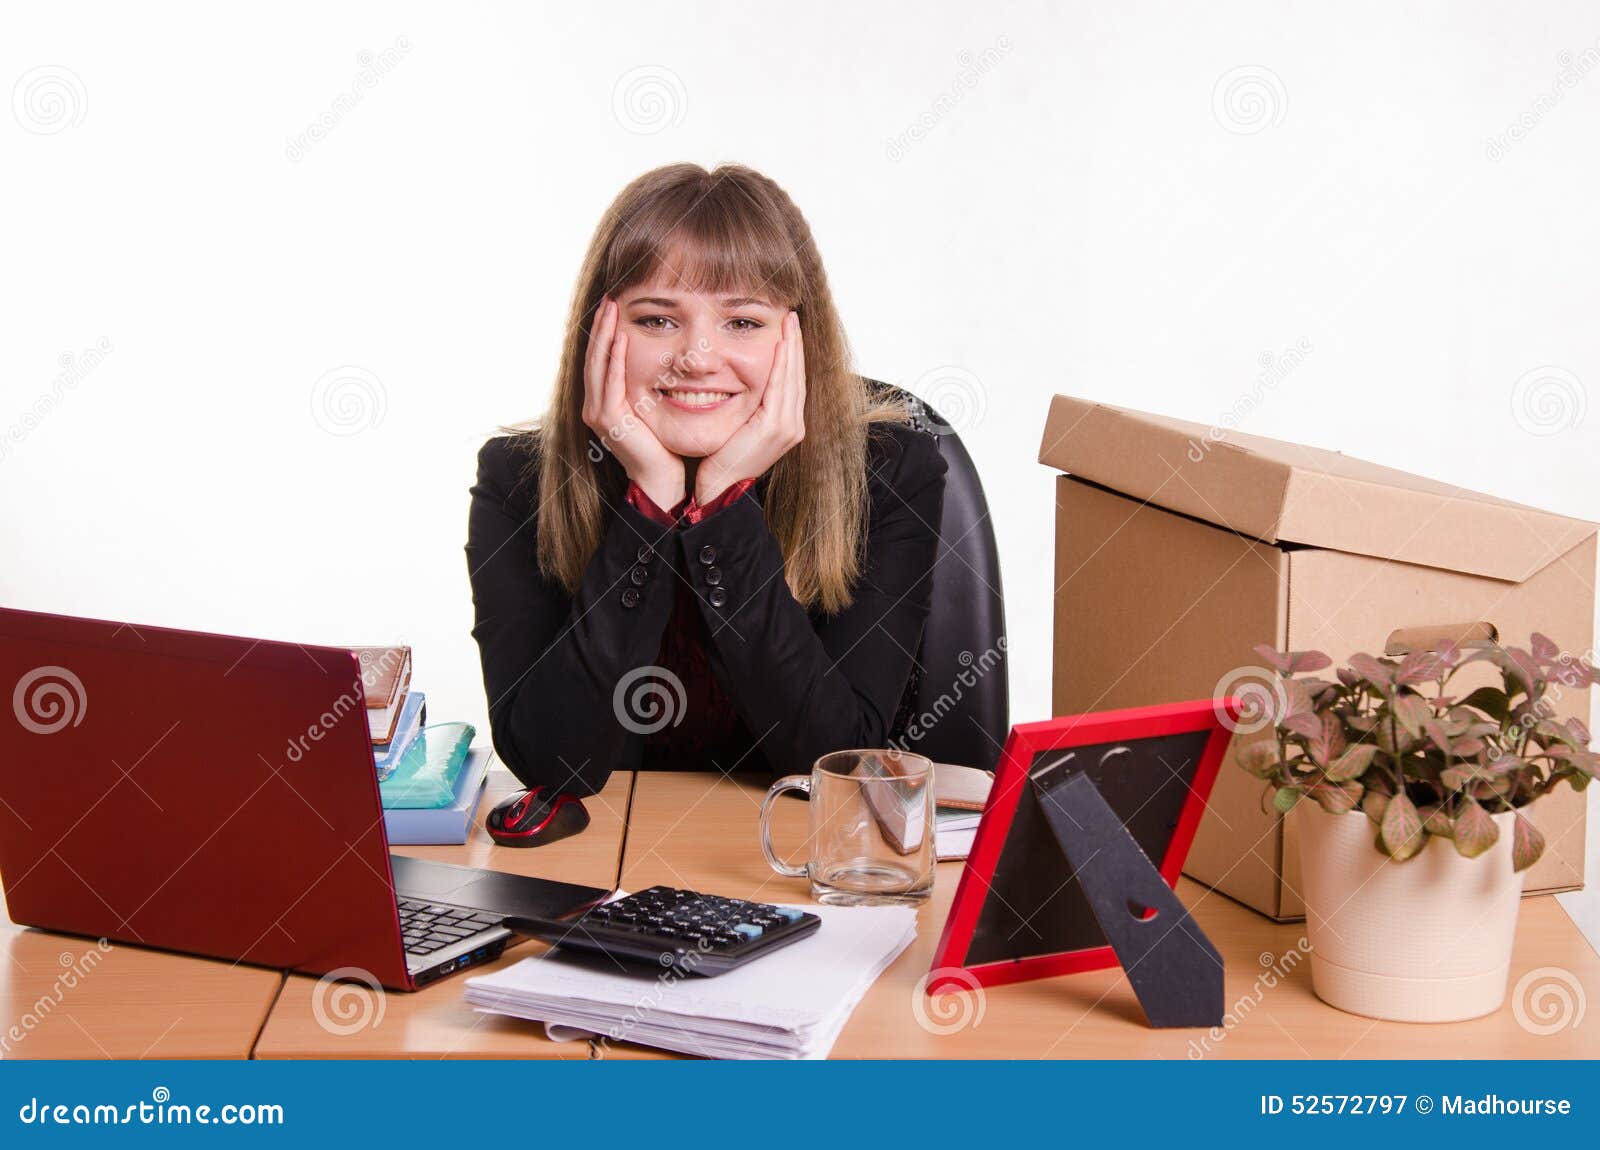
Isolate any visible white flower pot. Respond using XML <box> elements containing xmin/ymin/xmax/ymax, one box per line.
<box><xmin>1292</xmin><ymin>801</ymin><xmax>1525</xmax><ymax>1023</ymax></box>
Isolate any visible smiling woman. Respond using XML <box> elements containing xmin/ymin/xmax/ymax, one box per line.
<box><xmin>464</xmin><ymin>163</ymin><xmax>947</xmax><ymax>798</ymax></box>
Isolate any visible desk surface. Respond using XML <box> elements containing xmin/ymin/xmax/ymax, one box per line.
<box><xmin>252</xmin><ymin>768</ymin><xmax>632</xmax><ymax>1059</ymax></box>
<box><xmin>1</xmin><ymin>887</ymin><xmax>283</xmax><ymax>1059</ymax></box>
<box><xmin>613</xmin><ymin>771</ymin><xmax>1600</xmax><ymax>1059</ymax></box>
<box><xmin>11</xmin><ymin>767</ymin><xmax>1599</xmax><ymax>1059</ymax></box>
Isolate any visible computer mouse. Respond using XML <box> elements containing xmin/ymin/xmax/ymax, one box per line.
<box><xmin>486</xmin><ymin>787</ymin><xmax>590</xmax><ymax>848</ymax></box>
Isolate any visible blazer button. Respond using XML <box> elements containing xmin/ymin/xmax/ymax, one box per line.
<box><xmin>705</xmin><ymin>566</ymin><xmax>722</xmax><ymax>586</ymax></box>
<box><xmin>630</xmin><ymin>565</ymin><xmax>649</xmax><ymax>585</ymax></box>
<box><xmin>621</xmin><ymin>588</ymin><xmax>640</xmax><ymax>608</ymax></box>
<box><xmin>708</xmin><ymin>587</ymin><xmax>728</xmax><ymax>608</ymax></box>
<box><xmin>636</xmin><ymin>544</ymin><xmax>655</xmax><ymax>563</ymax></box>
<box><xmin>698</xmin><ymin>544</ymin><xmax>716</xmax><ymax>565</ymax></box>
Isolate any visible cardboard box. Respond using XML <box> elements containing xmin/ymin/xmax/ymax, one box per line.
<box><xmin>1038</xmin><ymin>394</ymin><xmax>1596</xmax><ymax>920</ymax></box>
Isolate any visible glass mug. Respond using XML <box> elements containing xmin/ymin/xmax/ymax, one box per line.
<box><xmin>758</xmin><ymin>748</ymin><xmax>935</xmax><ymax>905</ymax></box>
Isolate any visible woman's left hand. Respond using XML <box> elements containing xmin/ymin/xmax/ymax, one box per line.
<box><xmin>694</xmin><ymin>310</ymin><xmax>806</xmax><ymax>504</ymax></box>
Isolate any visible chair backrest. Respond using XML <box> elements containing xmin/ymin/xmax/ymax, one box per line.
<box><xmin>869</xmin><ymin>380</ymin><xmax>1009</xmax><ymax>772</ymax></box>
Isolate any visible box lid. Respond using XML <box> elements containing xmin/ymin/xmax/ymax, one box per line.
<box><xmin>1037</xmin><ymin>394</ymin><xmax>1596</xmax><ymax>582</ymax></box>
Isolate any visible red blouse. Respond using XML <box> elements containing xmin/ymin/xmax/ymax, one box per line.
<box><xmin>624</xmin><ymin>477</ymin><xmax>758</xmax><ymax>769</ymax></box>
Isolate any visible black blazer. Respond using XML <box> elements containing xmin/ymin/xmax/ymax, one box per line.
<box><xmin>464</xmin><ymin>420</ymin><xmax>947</xmax><ymax>797</ymax></box>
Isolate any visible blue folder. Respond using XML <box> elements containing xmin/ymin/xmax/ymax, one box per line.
<box><xmin>382</xmin><ymin>746</ymin><xmax>491</xmax><ymax>846</ymax></box>
<box><xmin>373</xmin><ymin>690</ymin><xmax>425</xmax><ymax>780</ymax></box>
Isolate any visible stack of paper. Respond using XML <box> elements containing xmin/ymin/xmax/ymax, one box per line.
<box><xmin>464</xmin><ymin>902</ymin><xmax>917</xmax><ymax>1059</ymax></box>
<box><xmin>937</xmin><ymin>806</ymin><xmax>984</xmax><ymax>860</ymax></box>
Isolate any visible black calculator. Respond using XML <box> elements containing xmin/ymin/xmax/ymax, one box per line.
<box><xmin>507</xmin><ymin>886</ymin><xmax>821</xmax><ymax>976</ymax></box>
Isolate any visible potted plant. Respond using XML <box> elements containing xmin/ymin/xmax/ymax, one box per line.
<box><xmin>1239</xmin><ymin>635</ymin><xmax>1598</xmax><ymax>1022</ymax></box>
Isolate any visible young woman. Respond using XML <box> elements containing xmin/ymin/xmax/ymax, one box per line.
<box><xmin>465</xmin><ymin>163</ymin><xmax>946</xmax><ymax>798</ymax></box>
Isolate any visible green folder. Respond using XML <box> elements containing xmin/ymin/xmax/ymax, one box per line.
<box><xmin>378</xmin><ymin>722</ymin><xmax>476</xmax><ymax>809</ymax></box>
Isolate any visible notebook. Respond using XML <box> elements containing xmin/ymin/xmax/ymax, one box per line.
<box><xmin>351</xmin><ymin>646</ymin><xmax>412</xmax><ymax>744</ymax></box>
<box><xmin>464</xmin><ymin>901</ymin><xmax>917</xmax><ymax>1059</ymax></box>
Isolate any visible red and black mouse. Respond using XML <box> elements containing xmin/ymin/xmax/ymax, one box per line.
<box><xmin>486</xmin><ymin>787</ymin><xmax>590</xmax><ymax>847</ymax></box>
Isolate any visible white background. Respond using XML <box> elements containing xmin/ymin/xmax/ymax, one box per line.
<box><xmin>5</xmin><ymin>2</ymin><xmax>1598</xmax><ymax>944</ymax></box>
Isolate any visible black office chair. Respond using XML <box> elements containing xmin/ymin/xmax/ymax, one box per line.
<box><xmin>868</xmin><ymin>379</ymin><xmax>1010</xmax><ymax>772</ymax></box>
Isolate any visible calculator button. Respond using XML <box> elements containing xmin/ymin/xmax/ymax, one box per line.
<box><xmin>732</xmin><ymin>923</ymin><xmax>763</xmax><ymax>940</ymax></box>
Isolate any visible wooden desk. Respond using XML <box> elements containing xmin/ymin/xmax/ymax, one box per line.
<box><xmin>615</xmin><ymin>771</ymin><xmax>1600</xmax><ymax>1059</ymax></box>
<box><xmin>1</xmin><ymin>886</ymin><xmax>282</xmax><ymax>1059</ymax></box>
<box><xmin>252</xmin><ymin>767</ymin><xmax>633</xmax><ymax>1060</ymax></box>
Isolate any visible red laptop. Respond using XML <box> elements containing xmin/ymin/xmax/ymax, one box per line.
<box><xmin>0</xmin><ymin>606</ymin><xmax>608</xmax><ymax>990</ymax></box>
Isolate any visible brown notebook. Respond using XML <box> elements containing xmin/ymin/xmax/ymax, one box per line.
<box><xmin>349</xmin><ymin>647</ymin><xmax>412</xmax><ymax>745</ymax></box>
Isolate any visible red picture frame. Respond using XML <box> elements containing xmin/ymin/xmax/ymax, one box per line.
<box><xmin>927</xmin><ymin>697</ymin><xmax>1242</xmax><ymax>993</ymax></box>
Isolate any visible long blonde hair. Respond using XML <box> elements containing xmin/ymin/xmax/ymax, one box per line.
<box><xmin>523</xmin><ymin>162</ymin><xmax>906</xmax><ymax>614</ymax></box>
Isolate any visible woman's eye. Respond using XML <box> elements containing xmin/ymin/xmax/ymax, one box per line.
<box><xmin>634</xmin><ymin>316</ymin><xmax>674</xmax><ymax>331</ymax></box>
<box><xmin>726</xmin><ymin>318</ymin><xmax>762</xmax><ymax>332</ymax></box>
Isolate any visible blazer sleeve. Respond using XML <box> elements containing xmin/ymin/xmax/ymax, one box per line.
<box><xmin>464</xmin><ymin>438</ymin><xmax>679</xmax><ymax>797</ymax></box>
<box><xmin>676</xmin><ymin>426</ymin><xmax>947</xmax><ymax>776</ymax></box>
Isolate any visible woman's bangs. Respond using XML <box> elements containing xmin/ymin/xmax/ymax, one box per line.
<box><xmin>606</xmin><ymin>188</ymin><xmax>801</xmax><ymax>306</ymax></box>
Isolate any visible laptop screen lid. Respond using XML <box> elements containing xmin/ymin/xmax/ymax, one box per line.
<box><xmin>0</xmin><ymin>606</ymin><xmax>411</xmax><ymax>989</ymax></box>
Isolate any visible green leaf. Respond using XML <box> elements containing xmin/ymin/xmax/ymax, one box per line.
<box><xmin>1512</xmin><ymin>812</ymin><xmax>1546</xmax><ymax>873</ymax></box>
<box><xmin>1309</xmin><ymin>781</ymin><xmax>1363</xmax><ymax>814</ymax></box>
<box><xmin>1307</xmin><ymin>712</ymin><xmax>1348</xmax><ymax>766</ymax></box>
<box><xmin>1361</xmin><ymin>790</ymin><xmax>1391</xmax><ymax>825</ymax></box>
<box><xmin>1272</xmin><ymin>786</ymin><xmax>1303</xmax><ymax>813</ymax></box>
<box><xmin>1324</xmin><ymin>743</ymin><xmax>1378</xmax><ymax>781</ymax></box>
<box><xmin>1457</xmin><ymin>686</ymin><xmax>1509</xmax><ymax>723</ymax></box>
<box><xmin>1396</xmin><ymin>651</ymin><xmax>1444</xmax><ymax>685</ymax></box>
<box><xmin>1348</xmin><ymin>652</ymin><xmax>1395</xmax><ymax>692</ymax></box>
<box><xmin>1286</xmin><ymin>650</ymin><xmax>1332</xmax><ymax>674</ymax></box>
<box><xmin>1421</xmin><ymin>805</ymin><xmax>1454</xmax><ymax>838</ymax></box>
<box><xmin>1282</xmin><ymin>712</ymin><xmax>1322</xmax><ymax>741</ymax></box>
<box><xmin>1236</xmin><ymin>741</ymin><xmax>1280</xmax><ymax>779</ymax></box>
<box><xmin>1441</xmin><ymin>766</ymin><xmax>1473</xmax><ymax>792</ymax></box>
<box><xmin>1381</xmin><ymin>791</ymin><xmax>1426</xmax><ymax>861</ymax></box>
<box><xmin>1391</xmin><ymin>692</ymin><xmax>1431</xmax><ymax>738</ymax></box>
<box><xmin>1451</xmin><ymin>798</ymin><xmax>1499</xmax><ymax>859</ymax></box>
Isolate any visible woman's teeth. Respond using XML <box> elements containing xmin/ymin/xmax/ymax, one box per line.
<box><xmin>659</xmin><ymin>390</ymin><xmax>730</xmax><ymax>407</ymax></box>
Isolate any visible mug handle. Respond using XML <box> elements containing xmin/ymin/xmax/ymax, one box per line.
<box><xmin>759</xmin><ymin>775</ymin><xmax>811</xmax><ymax>878</ymax></box>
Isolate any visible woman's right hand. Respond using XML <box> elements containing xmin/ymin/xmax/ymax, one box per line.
<box><xmin>582</xmin><ymin>296</ymin><xmax>685</xmax><ymax>510</ymax></box>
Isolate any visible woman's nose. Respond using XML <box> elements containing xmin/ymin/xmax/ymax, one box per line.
<box><xmin>669</xmin><ymin>331</ymin><xmax>723</xmax><ymax>377</ymax></box>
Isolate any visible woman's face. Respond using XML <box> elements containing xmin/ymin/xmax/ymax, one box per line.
<box><xmin>617</xmin><ymin>270</ymin><xmax>788</xmax><ymax>458</ymax></box>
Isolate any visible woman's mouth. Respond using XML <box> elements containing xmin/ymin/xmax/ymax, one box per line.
<box><xmin>655</xmin><ymin>388</ymin><xmax>737</xmax><ymax>412</ymax></box>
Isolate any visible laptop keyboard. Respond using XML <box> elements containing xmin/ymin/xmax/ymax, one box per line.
<box><xmin>398</xmin><ymin>899</ymin><xmax>505</xmax><ymax>955</ymax></box>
